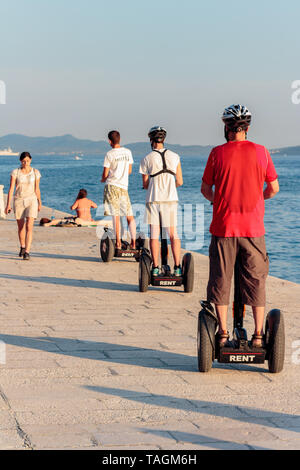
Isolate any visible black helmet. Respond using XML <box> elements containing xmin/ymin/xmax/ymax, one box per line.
<box><xmin>148</xmin><ymin>126</ymin><xmax>167</xmax><ymax>143</ymax></box>
<box><xmin>222</xmin><ymin>104</ymin><xmax>252</xmax><ymax>132</ymax></box>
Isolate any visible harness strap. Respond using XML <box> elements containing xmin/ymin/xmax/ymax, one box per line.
<box><xmin>150</xmin><ymin>149</ymin><xmax>176</xmax><ymax>178</ymax></box>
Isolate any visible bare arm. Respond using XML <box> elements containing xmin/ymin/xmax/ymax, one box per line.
<box><xmin>264</xmin><ymin>179</ymin><xmax>279</xmax><ymax>200</ymax></box>
<box><xmin>5</xmin><ymin>176</ymin><xmax>16</xmax><ymax>213</ymax></box>
<box><xmin>175</xmin><ymin>162</ymin><xmax>183</xmax><ymax>187</ymax></box>
<box><xmin>70</xmin><ymin>200</ymin><xmax>78</xmax><ymax>211</ymax></box>
<box><xmin>142</xmin><ymin>174</ymin><xmax>149</xmax><ymax>190</ymax></box>
<box><xmin>128</xmin><ymin>164</ymin><xmax>132</xmax><ymax>175</ymax></box>
<box><xmin>101</xmin><ymin>167</ymin><xmax>110</xmax><ymax>183</ymax></box>
<box><xmin>35</xmin><ymin>176</ymin><xmax>42</xmax><ymax>211</ymax></box>
<box><xmin>201</xmin><ymin>181</ymin><xmax>214</xmax><ymax>203</ymax></box>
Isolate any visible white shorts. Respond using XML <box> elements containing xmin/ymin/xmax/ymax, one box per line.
<box><xmin>145</xmin><ymin>202</ymin><xmax>178</xmax><ymax>228</ymax></box>
<box><xmin>14</xmin><ymin>196</ymin><xmax>38</xmax><ymax>220</ymax></box>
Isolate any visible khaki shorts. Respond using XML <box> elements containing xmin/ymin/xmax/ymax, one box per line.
<box><xmin>14</xmin><ymin>196</ymin><xmax>38</xmax><ymax>220</ymax></box>
<box><xmin>103</xmin><ymin>184</ymin><xmax>133</xmax><ymax>217</ymax></box>
<box><xmin>145</xmin><ymin>202</ymin><xmax>178</xmax><ymax>227</ymax></box>
<box><xmin>207</xmin><ymin>236</ymin><xmax>269</xmax><ymax>307</ymax></box>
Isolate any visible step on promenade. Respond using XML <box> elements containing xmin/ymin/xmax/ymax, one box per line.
<box><xmin>0</xmin><ymin>206</ymin><xmax>299</xmax><ymax>450</ymax></box>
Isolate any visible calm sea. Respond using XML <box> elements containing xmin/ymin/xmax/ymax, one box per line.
<box><xmin>0</xmin><ymin>152</ymin><xmax>299</xmax><ymax>284</ymax></box>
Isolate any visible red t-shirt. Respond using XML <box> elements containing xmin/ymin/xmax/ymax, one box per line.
<box><xmin>202</xmin><ymin>140</ymin><xmax>278</xmax><ymax>237</ymax></box>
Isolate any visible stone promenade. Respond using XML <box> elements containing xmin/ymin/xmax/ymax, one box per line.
<box><xmin>0</xmin><ymin>207</ymin><xmax>299</xmax><ymax>450</ymax></box>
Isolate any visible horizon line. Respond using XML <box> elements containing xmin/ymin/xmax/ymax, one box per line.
<box><xmin>0</xmin><ymin>132</ymin><xmax>297</xmax><ymax>151</ymax></box>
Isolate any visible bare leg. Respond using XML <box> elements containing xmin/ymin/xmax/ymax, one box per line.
<box><xmin>215</xmin><ymin>305</ymin><xmax>228</xmax><ymax>332</ymax></box>
<box><xmin>73</xmin><ymin>217</ymin><xmax>93</xmax><ymax>226</ymax></box>
<box><xmin>252</xmin><ymin>306</ymin><xmax>265</xmax><ymax>333</ymax></box>
<box><xmin>112</xmin><ymin>216</ymin><xmax>121</xmax><ymax>248</ymax></box>
<box><xmin>126</xmin><ymin>215</ymin><xmax>136</xmax><ymax>249</ymax></box>
<box><xmin>252</xmin><ymin>306</ymin><xmax>265</xmax><ymax>346</ymax></box>
<box><xmin>167</xmin><ymin>226</ymin><xmax>181</xmax><ymax>266</ymax></box>
<box><xmin>25</xmin><ymin>217</ymin><xmax>35</xmax><ymax>253</ymax></box>
<box><xmin>150</xmin><ymin>225</ymin><xmax>160</xmax><ymax>267</ymax></box>
<box><xmin>215</xmin><ymin>304</ymin><xmax>230</xmax><ymax>345</ymax></box>
<box><xmin>17</xmin><ymin>219</ymin><xmax>26</xmax><ymax>248</ymax></box>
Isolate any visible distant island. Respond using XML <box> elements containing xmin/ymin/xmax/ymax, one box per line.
<box><xmin>0</xmin><ymin>133</ymin><xmax>298</xmax><ymax>157</ymax></box>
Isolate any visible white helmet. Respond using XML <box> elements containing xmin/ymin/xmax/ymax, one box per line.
<box><xmin>222</xmin><ymin>104</ymin><xmax>252</xmax><ymax>132</ymax></box>
<box><xmin>148</xmin><ymin>126</ymin><xmax>167</xmax><ymax>143</ymax></box>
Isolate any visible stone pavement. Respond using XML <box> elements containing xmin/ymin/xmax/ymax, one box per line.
<box><xmin>0</xmin><ymin>207</ymin><xmax>299</xmax><ymax>450</ymax></box>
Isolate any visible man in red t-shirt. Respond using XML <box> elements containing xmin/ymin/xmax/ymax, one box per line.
<box><xmin>201</xmin><ymin>104</ymin><xmax>279</xmax><ymax>347</ymax></box>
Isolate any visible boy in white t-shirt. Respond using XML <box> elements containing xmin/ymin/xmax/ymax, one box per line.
<box><xmin>139</xmin><ymin>126</ymin><xmax>183</xmax><ymax>276</ymax></box>
<box><xmin>101</xmin><ymin>130</ymin><xmax>136</xmax><ymax>249</ymax></box>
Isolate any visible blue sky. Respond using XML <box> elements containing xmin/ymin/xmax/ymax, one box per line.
<box><xmin>1</xmin><ymin>0</ymin><xmax>300</xmax><ymax>147</ymax></box>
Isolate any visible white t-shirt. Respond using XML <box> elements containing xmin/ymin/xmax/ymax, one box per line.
<box><xmin>11</xmin><ymin>168</ymin><xmax>41</xmax><ymax>199</ymax></box>
<box><xmin>139</xmin><ymin>149</ymin><xmax>180</xmax><ymax>203</ymax></box>
<box><xmin>103</xmin><ymin>147</ymin><xmax>133</xmax><ymax>190</ymax></box>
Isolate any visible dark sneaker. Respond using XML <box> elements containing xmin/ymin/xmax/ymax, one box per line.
<box><xmin>19</xmin><ymin>247</ymin><xmax>26</xmax><ymax>257</ymax></box>
<box><xmin>23</xmin><ymin>252</ymin><xmax>30</xmax><ymax>260</ymax></box>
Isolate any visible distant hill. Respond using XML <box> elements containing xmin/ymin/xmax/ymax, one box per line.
<box><xmin>269</xmin><ymin>146</ymin><xmax>300</xmax><ymax>156</ymax></box>
<box><xmin>0</xmin><ymin>133</ymin><xmax>299</xmax><ymax>157</ymax></box>
<box><xmin>126</xmin><ymin>142</ymin><xmax>213</xmax><ymax>157</ymax></box>
<box><xmin>0</xmin><ymin>134</ymin><xmax>109</xmax><ymax>155</ymax></box>
<box><xmin>0</xmin><ymin>134</ymin><xmax>213</xmax><ymax>157</ymax></box>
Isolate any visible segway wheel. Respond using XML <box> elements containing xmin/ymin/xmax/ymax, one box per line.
<box><xmin>135</xmin><ymin>233</ymin><xmax>150</xmax><ymax>262</ymax></box>
<box><xmin>143</xmin><ymin>238</ymin><xmax>150</xmax><ymax>251</ymax></box>
<box><xmin>139</xmin><ymin>254</ymin><xmax>151</xmax><ymax>292</ymax></box>
<box><xmin>197</xmin><ymin>310</ymin><xmax>216</xmax><ymax>372</ymax></box>
<box><xmin>100</xmin><ymin>231</ymin><xmax>115</xmax><ymax>263</ymax></box>
<box><xmin>265</xmin><ymin>309</ymin><xmax>285</xmax><ymax>373</ymax></box>
<box><xmin>182</xmin><ymin>253</ymin><xmax>194</xmax><ymax>293</ymax></box>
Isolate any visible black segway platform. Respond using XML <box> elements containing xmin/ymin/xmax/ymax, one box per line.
<box><xmin>197</xmin><ymin>257</ymin><xmax>285</xmax><ymax>373</ymax></box>
<box><xmin>138</xmin><ymin>230</ymin><xmax>194</xmax><ymax>293</ymax></box>
<box><xmin>100</xmin><ymin>227</ymin><xmax>149</xmax><ymax>263</ymax></box>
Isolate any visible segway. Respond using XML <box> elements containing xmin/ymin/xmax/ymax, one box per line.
<box><xmin>138</xmin><ymin>222</ymin><xmax>194</xmax><ymax>293</ymax></box>
<box><xmin>100</xmin><ymin>226</ymin><xmax>149</xmax><ymax>263</ymax></box>
<box><xmin>197</xmin><ymin>255</ymin><xmax>285</xmax><ymax>373</ymax></box>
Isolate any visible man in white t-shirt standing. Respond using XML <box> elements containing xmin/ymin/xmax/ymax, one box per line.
<box><xmin>101</xmin><ymin>130</ymin><xmax>136</xmax><ymax>249</ymax></box>
<box><xmin>139</xmin><ymin>126</ymin><xmax>183</xmax><ymax>277</ymax></box>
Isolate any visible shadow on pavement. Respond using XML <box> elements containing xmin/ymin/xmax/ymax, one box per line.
<box><xmin>0</xmin><ymin>272</ymin><xmax>187</xmax><ymax>293</ymax></box>
<box><xmin>0</xmin><ymin>272</ymin><xmax>137</xmax><ymax>292</ymax></box>
<box><xmin>0</xmin><ymin>333</ymin><xmax>266</xmax><ymax>373</ymax></box>
<box><xmin>0</xmin><ymin>250</ymin><xmax>100</xmax><ymax>263</ymax></box>
<box><xmin>84</xmin><ymin>384</ymin><xmax>300</xmax><ymax>435</ymax></box>
<box><xmin>137</xmin><ymin>428</ymin><xmax>269</xmax><ymax>450</ymax></box>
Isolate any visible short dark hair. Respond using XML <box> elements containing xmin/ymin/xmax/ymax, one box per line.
<box><xmin>108</xmin><ymin>130</ymin><xmax>120</xmax><ymax>145</ymax></box>
<box><xmin>20</xmin><ymin>151</ymin><xmax>32</xmax><ymax>161</ymax></box>
<box><xmin>76</xmin><ymin>188</ymin><xmax>87</xmax><ymax>200</ymax></box>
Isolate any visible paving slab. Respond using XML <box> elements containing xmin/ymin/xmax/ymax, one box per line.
<box><xmin>0</xmin><ymin>205</ymin><xmax>299</xmax><ymax>450</ymax></box>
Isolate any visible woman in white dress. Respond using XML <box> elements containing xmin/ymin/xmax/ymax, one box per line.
<box><xmin>5</xmin><ymin>152</ymin><xmax>42</xmax><ymax>260</ymax></box>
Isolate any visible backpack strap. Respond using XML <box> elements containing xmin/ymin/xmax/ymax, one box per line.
<box><xmin>150</xmin><ymin>149</ymin><xmax>176</xmax><ymax>178</ymax></box>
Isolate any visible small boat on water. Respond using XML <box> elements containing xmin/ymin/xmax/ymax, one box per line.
<box><xmin>0</xmin><ymin>147</ymin><xmax>19</xmax><ymax>156</ymax></box>
<box><xmin>74</xmin><ymin>155</ymin><xmax>82</xmax><ymax>160</ymax></box>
